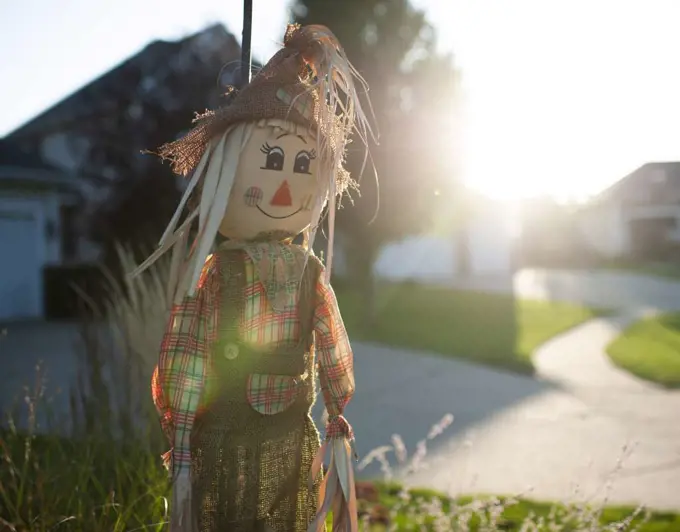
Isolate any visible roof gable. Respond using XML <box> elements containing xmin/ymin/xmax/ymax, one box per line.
<box><xmin>593</xmin><ymin>161</ymin><xmax>680</xmax><ymax>205</ymax></box>
<box><xmin>8</xmin><ymin>24</ymin><xmax>241</xmax><ymax>141</ymax></box>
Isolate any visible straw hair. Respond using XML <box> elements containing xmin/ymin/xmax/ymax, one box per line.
<box><xmin>130</xmin><ymin>125</ymin><xmax>246</xmax><ymax>304</ymax></box>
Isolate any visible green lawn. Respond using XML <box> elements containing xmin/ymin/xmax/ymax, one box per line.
<box><xmin>533</xmin><ymin>262</ymin><xmax>680</xmax><ymax>282</ymax></box>
<box><xmin>606</xmin><ymin>312</ymin><xmax>680</xmax><ymax>388</ymax></box>
<box><xmin>350</xmin><ymin>482</ymin><xmax>680</xmax><ymax>531</ymax></box>
<box><xmin>334</xmin><ymin>282</ymin><xmax>603</xmax><ymax>374</ymax></box>
<box><xmin>599</xmin><ymin>259</ymin><xmax>680</xmax><ymax>281</ymax></box>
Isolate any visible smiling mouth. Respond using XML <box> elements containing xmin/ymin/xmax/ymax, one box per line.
<box><xmin>256</xmin><ymin>206</ymin><xmax>303</xmax><ymax>219</ymax></box>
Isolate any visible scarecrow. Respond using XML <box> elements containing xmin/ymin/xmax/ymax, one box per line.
<box><xmin>131</xmin><ymin>23</ymin><xmax>375</xmax><ymax>532</ymax></box>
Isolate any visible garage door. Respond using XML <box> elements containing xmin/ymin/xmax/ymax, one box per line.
<box><xmin>0</xmin><ymin>213</ymin><xmax>42</xmax><ymax>321</ymax></box>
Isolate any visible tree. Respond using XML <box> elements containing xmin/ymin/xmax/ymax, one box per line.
<box><xmin>293</xmin><ymin>0</ymin><xmax>462</xmax><ymax>321</ymax></box>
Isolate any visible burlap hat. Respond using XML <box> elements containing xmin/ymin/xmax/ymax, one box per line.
<box><xmin>156</xmin><ymin>23</ymin><xmax>359</xmax><ymax>191</ymax></box>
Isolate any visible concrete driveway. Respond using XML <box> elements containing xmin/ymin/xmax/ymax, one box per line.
<box><xmin>2</xmin><ymin>269</ymin><xmax>680</xmax><ymax>512</ymax></box>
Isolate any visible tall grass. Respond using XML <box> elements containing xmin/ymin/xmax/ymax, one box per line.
<box><xmin>69</xmin><ymin>244</ymin><xmax>170</xmax><ymax>444</ymax></box>
<box><xmin>1</xmin><ymin>245</ymin><xmax>172</xmax><ymax>531</ymax></box>
<box><xmin>0</xmin><ymin>246</ymin><xmax>672</xmax><ymax>530</ymax></box>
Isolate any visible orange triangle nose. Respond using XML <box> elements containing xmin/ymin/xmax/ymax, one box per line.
<box><xmin>270</xmin><ymin>180</ymin><xmax>293</xmax><ymax>207</ymax></box>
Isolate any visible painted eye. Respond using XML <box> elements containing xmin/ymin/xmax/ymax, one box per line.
<box><xmin>261</xmin><ymin>144</ymin><xmax>284</xmax><ymax>171</ymax></box>
<box><xmin>294</xmin><ymin>150</ymin><xmax>315</xmax><ymax>174</ymax></box>
<box><xmin>244</xmin><ymin>186</ymin><xmax>263</xmax><ymax>207</ymax></box>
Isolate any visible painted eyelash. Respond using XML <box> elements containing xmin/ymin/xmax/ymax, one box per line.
<box><xmin>260</xmin><ymin>142</ymin><xmax>276</xmax><ymax>154</ymax></box>
<box><xmin>299</xmin><ymin>149</ymin><xmax>317</xmax><ymax>159</ymax></box>
<box><xmin>262</xmin><ymin>143</ymin><xmax>316</xmax><ymax>159</ymax></box>
<box><xmin>261</xmin><ymin>142</ymin><xmax>286</xmax><ymax>155</ymax></box>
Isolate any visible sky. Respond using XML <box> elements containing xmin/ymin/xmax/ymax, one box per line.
<box><xmin>2</xmin><ymin>0</ymin><xmax>679</xmax><ymax>202</ymax></box>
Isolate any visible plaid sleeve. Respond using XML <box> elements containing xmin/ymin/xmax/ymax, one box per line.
<box><xmin>314</xmin><ymin>277</ymin><xmax>355</xmax><ymax>438</ymax></box>
<box><xmin>153</xmin><ymin>254</ymin><xmax>219</xmax><ymax>475</ymax></box>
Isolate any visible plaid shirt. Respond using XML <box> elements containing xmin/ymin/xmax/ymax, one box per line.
<box><xmin>152</xmin><ymin>249</ymin><xmax>355</xmax><ymax>475</ymax></box>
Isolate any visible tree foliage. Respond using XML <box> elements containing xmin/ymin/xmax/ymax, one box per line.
<box><xmin>293</xmin><ymin>0</ymin><xmax>462</xmax><ymax>317</ymax></box>
<box><xmin>292</xmin><ymin>0</ymin><xmax>462</xmax><ymax>264</ymax></box>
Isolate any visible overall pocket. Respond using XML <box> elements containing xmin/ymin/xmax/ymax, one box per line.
<box><xmin>246</xmin><ymin>372</ymin><xmax>309</xmax><ymax>415</ymax></box>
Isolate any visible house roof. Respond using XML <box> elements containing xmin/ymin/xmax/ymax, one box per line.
<box><xmin>8</xmin><ymin>23</ymin><xmax>241</xmax><ymax>141</ymax></box>
<box><xmin>590</xmin><ymin>161</ymin><xmax>680</xmax><ymax>206</ymax></box>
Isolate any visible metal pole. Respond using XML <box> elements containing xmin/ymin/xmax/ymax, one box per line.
<box><xmin>241</xmin><ymin>0</ymin><xmax>253</xmax><ymax>87</ymax></box>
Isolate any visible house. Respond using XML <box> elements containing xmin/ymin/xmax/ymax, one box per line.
<box><xmin>578</xmin><ymin>162</ymin><xmax>680</xmax><ymax>261</ymax></box>
<box><xmin>6</xmin><ymin>23</ymin><xmax>243</xmax><ymax>258</ymax></box>
<box><xmin>0</xmin><ymin>140</ymin><xmax>81</xmax><ymax>320</ymax></box>
<box><xmin>1</xmin><ymin>23</ymin><xmax>243</xmax><ymax>320</ymax></box>
<box><xmin>372</xmin><ymin>197</ymin><xmax>515</xmax><ymax>283</ymax></box>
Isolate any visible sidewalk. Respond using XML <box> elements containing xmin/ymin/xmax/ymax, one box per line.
<box><xmin>3</xmin><ymin>316</ymin><xmax>680</xmax><ymax>511</ymax></box>
<box><xmin>395</xmin><ymin>312</ymin><xmax>680</xmax><ymax>511</ymax></box>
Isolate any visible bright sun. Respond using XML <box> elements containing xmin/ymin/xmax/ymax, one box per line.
<box><xmin>441</xmin><ymin>0</ymin><xmax>680</xmax><ymax>207</ymax></box>
<box><xmin>459</xmin><ymin>95</ymin><xmax>612</xmax><ymax>205</ymax></box>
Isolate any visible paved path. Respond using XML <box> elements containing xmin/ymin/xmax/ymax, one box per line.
<box><xmin>393</xmin><ymin>309</ymin><xmax>680</xmax><ymax>510</ymax></box>
<box><xmin>2</xmin><ymin>269</ymin><xmax>680</xmax><ymax>512</ymax></box>
<box><xmin>396</xmin><ymin>271</ymin><xmax>680</xmax><ymax>510</ymax></box>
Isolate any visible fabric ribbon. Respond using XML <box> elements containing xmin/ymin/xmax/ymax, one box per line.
<box><xmin>307</xmin><ymin>436</ymin><xmax>359</xmax><ymax>531</ymax></box>
<box><xmin>169</xmin><ymin>469</ymin><xmax>195</xmax><ymax>532</ymax></box>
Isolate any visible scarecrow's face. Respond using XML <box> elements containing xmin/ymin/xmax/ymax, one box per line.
<box><xmin>219</xmin><ymin>120</ymin><xmax>320</xmax><ymax>240</ymax></box>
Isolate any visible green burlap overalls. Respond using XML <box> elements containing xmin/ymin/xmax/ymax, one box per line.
<box><xmin>190</xmin><ymin>249</ymin><xmax>324</xmax><ymax>532</ymax></box>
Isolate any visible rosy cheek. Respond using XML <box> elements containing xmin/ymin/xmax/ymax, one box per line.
<box><xmin>244</xmin><ymin>186</ymin><xmax>263</xmax><ymax>207</ymax></box>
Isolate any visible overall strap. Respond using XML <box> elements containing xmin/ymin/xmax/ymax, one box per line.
<box><xmin>201</xmin><ymin>249</ymin><xmax>246</xmax><ymax>406</ymax></box>
<box><xmin>296</xmin><ymin>254</ymin><xmax>321</xmax><ymax>351</ymax></box>
<box><xmin>218</xmin><ymin>249</ymin><xmax>246</xmax><ymax>343</ymax></box>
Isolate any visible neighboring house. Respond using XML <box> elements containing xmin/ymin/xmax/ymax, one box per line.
<box><xmin>1</xmin><ymin>23</ymin><xmax>243</xmax><ymax>320</ymax></box>
<box><xmin>0</xmin><ymin>140</ymin><xmax>81</xmax><ymax>320</ymax></box>
<box><xmin>373</xmin><ymin>197</ymin><xmax>515</xmax><ymax>282</ymax></box>
<box><xmin>326</xmin><ymin>196</ymin><xmax>516</xmax><ymax>283</ymax></box>
<box><xmin>6</xmin><ymin>23</ymin><xmax>243</xmax><ymax>261</ymax></box>
<box><xmin>578</xmin><ymin>162</ymin><xmax>680</xmax><ymax>261</ymax></box>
